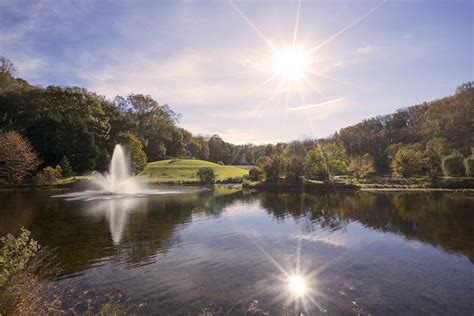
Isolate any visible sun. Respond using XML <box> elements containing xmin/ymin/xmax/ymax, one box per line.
<box><xmin>271</xmin><ymin>46</ymin><xmax>310</xmax><ymax>82</ymax></box>
<box><xmin>288</xmin><ymin>275</ymin><xmax>307</xmax><ymax>296</ymax></box>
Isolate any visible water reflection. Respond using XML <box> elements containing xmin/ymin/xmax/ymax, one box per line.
<box><xmin>260</xmin><ymin>192</ymin><xmax>474</xmax><ymax>262</ymax></box>
<box><xmin>91</xmin><ymin>198</ymin><xmax>141</xmax><ymax>244</ymax></box>
<box><xmin>0</xmin><ymin>189</ymin><xmax>473</xmax><ymax>313</ymax></box>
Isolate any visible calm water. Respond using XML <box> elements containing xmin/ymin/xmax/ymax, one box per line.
<box><xmin>1</xmin><ymin>187</ymin><xmax>474</xmax><ymax>315</ymax></box>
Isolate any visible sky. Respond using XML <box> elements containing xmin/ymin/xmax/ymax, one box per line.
<box><xmin>1</xmin><ymin>0</ymin><xmax>472</xmax><ymax>144</ymax></box>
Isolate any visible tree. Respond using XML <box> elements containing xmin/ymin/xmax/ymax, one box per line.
<box><xmin>0</xmin><ymin>131</ymin><xmax>40</xmax><ymax>182</ymax></box>
<box><xmin>196</xmin><ymin>167</ymin><xmax>216</xmax><ymax>183</ymax></box>
<box><xmin>116</xmin><ymin>132</ymin><xmax>147</xmax><ymax>174</ymax></box>
<box><xmin>283</xmin><ymin>141</ymin><xmax>306</xmax><ymax>181</ymax></box>
<box><xmin>425</xmin><ymin>138</ymin><xmax>447</xmax><ymax>177</ymax></box>
<box><xmin>348</xmin><ymin>154</ymin><xmax>375</xmax><ymax>180</ymax></box>
<box><xmin>114</xmin><ymin>94</ymin><xmax>180</xmax><ymax>161</ymax></box>
<box><xmin>442</xmin><ymin>152</ymin><xmax>465</xmax><ymax>177</ymax></box>
<box><xmin>464</xmin><ymin>155</ymin><xmax>474</xmax><ymax>177</ymax></box>
<box><xmin>59</xmin><ymin>156</ymin><xmax>74</xmax><ymax>178</ymax></box>
<box><xmin>391</xmin><ymin>147</ymin><xmax>427</xmax><ymax>178</ymax></box>
<box><xmin>0</xmin><ymin>57</ymin><xmax>16</xmax><ymax>76</ymax></box>
<box><xmin>304</xmin><ymin>142</ymin><xmax>349</xmax><ymax>180</ymax></box>
<box><xmin>208</xmin><ymin>135</ymin><xmax>230</xmax><ymax>163</ymax></box>
<box><xmin>95</xmin><ymin>149</ymin><xmax>111</xmax><ymax>172</ymax></box>
<box><xmin>257</xmin><ymin>155</ymin><xmax>286</xmax><ymax>181</ymax></box>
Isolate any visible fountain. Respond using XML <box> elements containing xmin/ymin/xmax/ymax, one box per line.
<box><xmin>51</xmin><ymin>144</ymin><xmax>201</xmax><ymax>243</ymax></box>
<box><xmin>53</xmin><ymin>144</ymin><xmax>198</xmax><ymax>202</ymax></box>
<box><xmin>90</xmin><ymin>144</ymin><xmax>141</xmax><ymax>194</ymax></box>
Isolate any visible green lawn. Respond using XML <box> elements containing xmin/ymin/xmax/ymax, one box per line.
<box><xmin>141</xmin><ymin>159</ymin><xmax>249</xmax><ymax>183</ymax></box>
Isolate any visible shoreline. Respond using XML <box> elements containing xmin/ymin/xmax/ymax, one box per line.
<box><xmin>2</xmin><ymin>177</ymin><xmax>474</xmax><ymax>194</ymax></box>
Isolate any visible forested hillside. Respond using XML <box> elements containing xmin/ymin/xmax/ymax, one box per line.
<box><xmin>0</xmin><ymin>56</ymin><xmax>472</xmax><ymax>183</ymax></box>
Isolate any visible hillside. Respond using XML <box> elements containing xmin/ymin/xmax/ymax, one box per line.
<box><xmin>142</xmin><ymin>159</ymin><xmax>249</xmax><ymax>183</ymax></box>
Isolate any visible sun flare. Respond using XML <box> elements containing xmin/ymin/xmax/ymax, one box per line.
<box><xmin>271</xmin><ymin>47</ymin><xmax>310</xmax><ymax>81</ymax></box>
<box><xmin>289</xmin><ymin>275</ymin><xmax>307</xmax><ymax>296</ymax></box>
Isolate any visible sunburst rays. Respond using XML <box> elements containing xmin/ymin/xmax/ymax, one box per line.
<box><xmin>229</xmin><ymin>0</ymin><xmax>386</xmax><ymax>122</ymax></box>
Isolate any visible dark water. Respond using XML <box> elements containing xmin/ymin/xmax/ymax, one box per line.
<box><xmin>1</xmin><ymin>187</ymin><xmax>474</xmax><ymax>315</ymax></box>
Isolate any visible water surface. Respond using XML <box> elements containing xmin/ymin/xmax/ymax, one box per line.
<box><xmin>1</xmin><ymin>187</ymin><xmax>473</xmax><ymax>314</ymax></box>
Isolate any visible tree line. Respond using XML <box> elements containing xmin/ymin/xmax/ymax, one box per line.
<box><xmin>0</xmin><ymin>56</ymin><xmax>473</xmax><ymax>183</ymax></box>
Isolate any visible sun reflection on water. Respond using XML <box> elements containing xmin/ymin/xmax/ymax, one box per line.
<box><xmin>289</xmin><ymin>275</ymin><xmax>306</xmax><ymax>296</ymax></box>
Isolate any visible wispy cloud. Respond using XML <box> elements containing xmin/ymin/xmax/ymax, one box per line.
<box><xmin>288</xmin><ymin>98</ymin><xmax>345</xmax><ymax>111</ymax></box>
<box><xmin>354</xmin><ymin>45</ymin><xmax>380</xmax><ymax>56</ymax></box>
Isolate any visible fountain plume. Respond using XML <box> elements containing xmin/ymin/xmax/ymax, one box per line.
<box><xmin>91</xmin><ymin>144</ymin><xmax>141</xmax><ymax>194</ymax></box>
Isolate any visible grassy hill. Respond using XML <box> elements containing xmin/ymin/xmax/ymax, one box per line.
<box><xmin>141</xmin><ymin>159</ymin><xmax>249</xmax><ymax>183</ymax></box>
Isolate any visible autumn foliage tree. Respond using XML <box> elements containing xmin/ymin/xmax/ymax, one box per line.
<box><xmin>348</xmin><ymin>154</ymin><xmax>375</xmax><ymax>180</ymax></box>
<box><xmin>0</xmin><ymin>131</ymin><xmax>40</xmax><ymax>182</ymax></box>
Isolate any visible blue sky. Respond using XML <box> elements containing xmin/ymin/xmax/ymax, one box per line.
<box><xmin>1</xmin><ymin>0</ymin><xmax>472</xmax><ymax>144</ymax></box>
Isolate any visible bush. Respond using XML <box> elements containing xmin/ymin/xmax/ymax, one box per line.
<box><xmin>32</xmin><ymin>165</ymin><xmax>62</xmax><ymax>185</ymax></box>
<box><xmin>196</xmin><ymin>167</ymin><xmax>216</xmax><ymax>183</ymax></box>
<box><xmin>0</xmin><ymin>228</ymin><xmax>61</xmax><ymax>315</ymax></box>
<box><xmin>248</xmin><ymin>167</ymin><xmax>264</xmax><ymax>181</ymax></box>
<box><xmin>442</xmin><ymin>152</ymin><xmax>465</xmax><ymax>176</ymax></box>
<box><xmin>0</xmin><ymin>228</ymin><xmax>40</xmax><ymax>285</ymax></box>
<box><xmin>464</xmin><ymin>156</ymin><xmax>474</xmax><ymax>177</ymax></box>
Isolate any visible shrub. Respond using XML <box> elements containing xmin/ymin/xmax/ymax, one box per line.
<box><xmin>32</xmin><ymin>166</ymin><xmax>62</xmax><ymax>185</ymax></box>
<box><xmin>248</xmin><ymin>167</ymin><xmax>264</xmax><ymax>181</ymax></box>
<box><xmin>0</xmin><ymin>228</ymin><xmax>40</xmax><ymax>285</ymax></box>
<box><xmin>196</xmin><ymin>167</ymin><xmax>216</xmax><ymax>183</ymax></box>
<box><xmin>0</xmin><ymin>228</ymin><xmax>61</xmax><ymax>315</ymax></box>
<box><xmin>464</xmin><ymin>156</ymin><xmax>474</xmax><ymax>177</ymax></box>
<box><xmin>442</xmin><ymin>152</ymin><xmax>465</xmax><ymax>176</ymax></box>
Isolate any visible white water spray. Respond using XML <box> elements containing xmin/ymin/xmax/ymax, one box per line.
<box><xmin>91</xmin><ymin>144</ymin><xmax>141</xmax><ymax>194</ymax></box>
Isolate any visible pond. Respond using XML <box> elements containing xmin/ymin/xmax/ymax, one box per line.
<box><xmin>1</xmin><ymin>187</ymin><xmax>473</xmax><ymax>314</ymax></box>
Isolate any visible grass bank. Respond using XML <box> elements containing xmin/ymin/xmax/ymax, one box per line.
<box><xmin>141</xmin><ymin>159</ymin><xmax>249</xmax><ymax>184</ymax></box>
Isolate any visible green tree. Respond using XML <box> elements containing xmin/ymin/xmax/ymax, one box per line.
<box><xmin>196</xmin><ymin>167</ymin><xmax>216</xmax><ymax>183</ymax></box>
<box><xmin>114</xmin><ymin>94</ymin><xmax>180</xmax><ymax>161</ymax></box>
<box><xmin>116</xmin><ymin>132</ymin><xmax>147</xmax><ymax>174</ymax></box>
<box><xmin>391</xmin><ymin>147</ymin><xmax>427</xmax><ymax>178</ymax></box>
<box><xmin>95</xmin><ymin>149</ymin><xmax>111</xmax><ymax>172</ymax></box>
<box><xmin>59</xmin><ymin>156</ymin><xmax>74</xmax><ymax>178</ymax></box>
<box><xmin>348</xmin><ymin>154</ymin><xmax>375</xmax><ymax>180</ymax></box>
<box><xmin>425</xmin><ymin>138</ymin><xmax>447</xmax><ymax>177</ymax></box>
<box><xmin>259</xmin><ymin>155</ymin><xmax>286</xmax><ymax>181</ymax></box>
<box><xmin>442</xmin><ymin>151</ymin><xmax>465</xmax><ymax>176</ymax></box>
<box><xmin>304</xmin><ymin>142</ymin><xmax>349</xmax><ymax>180</ymax></box>
<box><xmin>283</xmin><ymin>141</ymin><xmax>306</xmax><ymax>181</ymax></box>
<box><xmin>464</xmin><ymin>155</ymin><xmax>474</xmax><ymax>177</ymax></box>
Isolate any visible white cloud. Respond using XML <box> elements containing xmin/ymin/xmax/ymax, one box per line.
<box><xmin>354</xmin><ymin>45</ymin><xmax>380</xmax><ymax>56</ymax></box>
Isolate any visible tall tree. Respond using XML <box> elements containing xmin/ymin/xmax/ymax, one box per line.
<box><xmin>0</xmin><ymin>131</ymin><xmax>40</xmax><ymax>182</ymax></box>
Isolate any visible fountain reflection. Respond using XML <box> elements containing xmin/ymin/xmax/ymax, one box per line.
<box><xmin>93</xmin><ymin>198</ymin><xmax>141</xmax><ymax>244</ymax></box>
